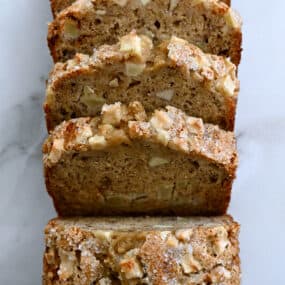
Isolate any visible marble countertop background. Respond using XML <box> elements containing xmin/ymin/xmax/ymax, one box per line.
<box><xmin>0</xmin><ymin>0</ymin><xmax>284</xmax><ymax>284</ymax></box>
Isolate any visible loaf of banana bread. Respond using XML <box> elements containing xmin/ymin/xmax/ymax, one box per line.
<box><xmin>50</xmin><ymin>0</ymin><xmax>232</xmax><ymax>17</ymax></box>
<box><xmin>48</xmin><ymin>0</ymin><xmax>241</xmax><ymax>64</ymax></box>
<box><xmin>45</xmin><ymin>32</ymin><xmax>239</xmax><ymax>132</ymax></box>
<box><xmin>43</xmin><ymin>102</ymin><xmax>237</xmax><ymax>216</ymax></box>
<box><xmin>43</xmin><ymin>215</ymin><xmax>240</xmax><ymax>285</ymax></box>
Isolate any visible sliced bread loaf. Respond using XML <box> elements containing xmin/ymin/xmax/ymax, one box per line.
<box><xmin>43</xmin><ymin>216</ymin><xmax>240</xmax><ymax>285</ymax></box>
<box><xmin>43</xmin><ymin>102</ymin><xmax>237</xmax><ymax>216</ymax></box>
<box><xmin>45</xmin><ymin>33</ymin><xmax>239</xmax><ymax>132</ymax></box>
<box><xmin>50</xmin><ymin>0</ymin><xmax>232</xmax><ymax>16</ymax></box>
<box><xmin>48</xmin><ymin>0</ymin><xmax>241</xmax><ymax>64</ymax></box>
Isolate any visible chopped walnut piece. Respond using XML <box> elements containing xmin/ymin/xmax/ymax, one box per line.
<box><xmin>186</xmin><ymin>117</ymin><xmax>204</xmax><ymax>135</ymax></box>
<box><xmin>49</xmin><ymin>139</ymin><xmax>65</xmax><ymax>164</ymax></box>
<box><xmin>57</xmin><ymin>249</ymin><xmax>77</xmax><ymax>281</ymax></box>
<box><xmin>101</xmin><ymin>102</ymin><xmax>127</xmax><ymax>126</ymax></box>
<box><xmin>167</xmin><ymin>37</ymin><xmax>200</xmax><ymax>71</ymax></box>
<box><xmin>150</xmin><ymin>110</ymin><xmax>173</xmax><ymax>131</ymax></box>
<box><xmin>128</xmin><ymin>101</ymin><xmax>147</xmax><ymax>122</ymax></box>
<box><xmin>120</xmin><ymin>32</ymin><xmax>143</xmax><ymax>58</ymax></box>
<box><xmin>166</xmin><ymin>235</ymin><xmax>179</xmax><ymax>247</ymax></box>
<box><xmin>88</xmin><ymin>135</ymin><xmax>107</xmax><ymax>149</ymax></box>
<box><xmin>210</xmin><ymin>266</ymin><xmax>232</xmax><ymax>282</ymax></box>
<box><xmin>120</xmin><ymin>257</ymin><xmax>143</xmax><ymax>279</ymax></box>
<box><xmin>175</xmin><ymin>229</ymin><xmax>193</xmax><ymax>242</ymax></box>
<box><xmin>212</xmin><ymin>226</ymin><xmax>230</xmax><ymax>255</ymax></box>
<box><xmin>181</xmin><ymin>253</ymin><xmax>202</xmax><ymax>274</ymax></box>
<box><xmin>217</xmin><ymin>75</ymin><xmax>236</xmax><ymax>97</ymax></box>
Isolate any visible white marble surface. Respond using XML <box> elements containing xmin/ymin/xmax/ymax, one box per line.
<box><xmin>0</xmin><ymin>0</ymin><xmax>284</xmax><ymax>284</ymax></box>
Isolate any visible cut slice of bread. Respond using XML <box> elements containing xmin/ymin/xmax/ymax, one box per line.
<box><xmin>48</xmin><ymin>0</ymin><xmax>241</xmax><ymax>64</ymax></box>
<box><xmin>43</xmin><ymin>216</ymin><xmax>240</xmax><ymax>285</ymax></box>
<box><xmin>43</xmin><ymin>102</ymin><xmax>238</xmax><ymax>216</ymax></box>
<box><xmin>50</xmin><ymin>0</ymin><xmax>232</xmax><ymax>16</ymax></box>
<box><xmin>45</xmin><ymin>33</ymin><xmax>239</xmax><ymax>132</ymax></box>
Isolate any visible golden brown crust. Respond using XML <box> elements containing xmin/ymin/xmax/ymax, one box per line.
<box><xmin>45</xmin><ymin>33</ymin><xmax>239</xmax><ymax>132</ymax></box>
<box><xmin>43</xmin><ymin>216</ymin><xmax>240</xmax><ymax>285</ymax></box>
<box><xmin>43</xmin><ymin>102</ymin><xmax>237</xmax><ymax>216</ymax></box>
<box><xmin>48</xmin><ymin>0</ymin><xmax>242</xmax><ymax>64</ymax></box>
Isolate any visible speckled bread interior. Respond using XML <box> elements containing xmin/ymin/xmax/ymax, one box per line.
<box><xmin>45</xmin><ymin>33</ymin><xmax>239</xmax><ymax>132</ymax></box>
<box><xmin>50</xmin><ymin>0</ymin><xmax>232</xmax><ymax>16</ymax></box>
<box><xmin>43</xmin><ymin>102</ymin><xmax>237</xmax><ymax>216</ymax></box>
<box><xmin>43</xmin><ymin>215</ymin><xmax>240</xmax><ymax>285</ymax></box>
<box><xmin>48</xmin><ymin>0</ymin><xmax>241</xmax><ymax>64</ymax></box>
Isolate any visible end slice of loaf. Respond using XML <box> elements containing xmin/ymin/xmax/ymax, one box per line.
<box><xmin>43</xmin><ymin>215</ymin><xmax>240</xmax><ymax>285</ymax></box>
<box><xmin>50</xmin><ymin>0</ymin><xmax>232</xmax><ymax>16</ymax></box>
<box><xmin>45</xmin><ymin>33</ymin><xmax>239</xmax><ymax>132</ymax></box>
<box><xmin>43</xmin><ymin>102</ymin><xmax>238</xmax><ymax>216</ymax></box>
<box><xmin>48</xmin><ymin>0</ymin><xmax>241</xmax><ymax>64</ymax></box>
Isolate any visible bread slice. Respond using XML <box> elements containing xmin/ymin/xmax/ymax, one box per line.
<box><xmin>43</xmin><ymin>216</ymin><xmax>240</xmax><ymax>285</ymax></box>
<box><xmin>43</xmin><ymin>102</ymin><xmax>237</xmax><ymax>216</ymax></box>
<box><xmin>48</xmin><ymin>0</ymin><xmax>242</xmax><ymax>64</ymax></box>
<box><xmin>45</xmin><ymin>33</ymin><xmax>239</xmax><ymax>132</ymax></box>
<box><xmin>50</xmin><ymin>0</ymin><xmax>232</xmax><ymax>17</ymax></box>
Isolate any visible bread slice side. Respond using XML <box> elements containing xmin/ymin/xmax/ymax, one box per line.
<box><xmin>45</xmin><ymin>33</ymin><xmax>239</xmax><ymax>131</ymax></box>
<box><xmin>48</xmin><ymin>0</ymin><xmax>242</xmax><ymax>64</ymax></box>
<box><xmin>43</xmin><ymin>215</ymin><xmax>240</xmax><ymax>284</ymax></box>
<box><xmin>50</xmin><ymin>0</ymin><xmax>232</xmax><ymax>16</ymax></box>
<box><xmin>43</xmin><ymin>102</ymin><xmax>237</xmax><ymax>216</ymax></box>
